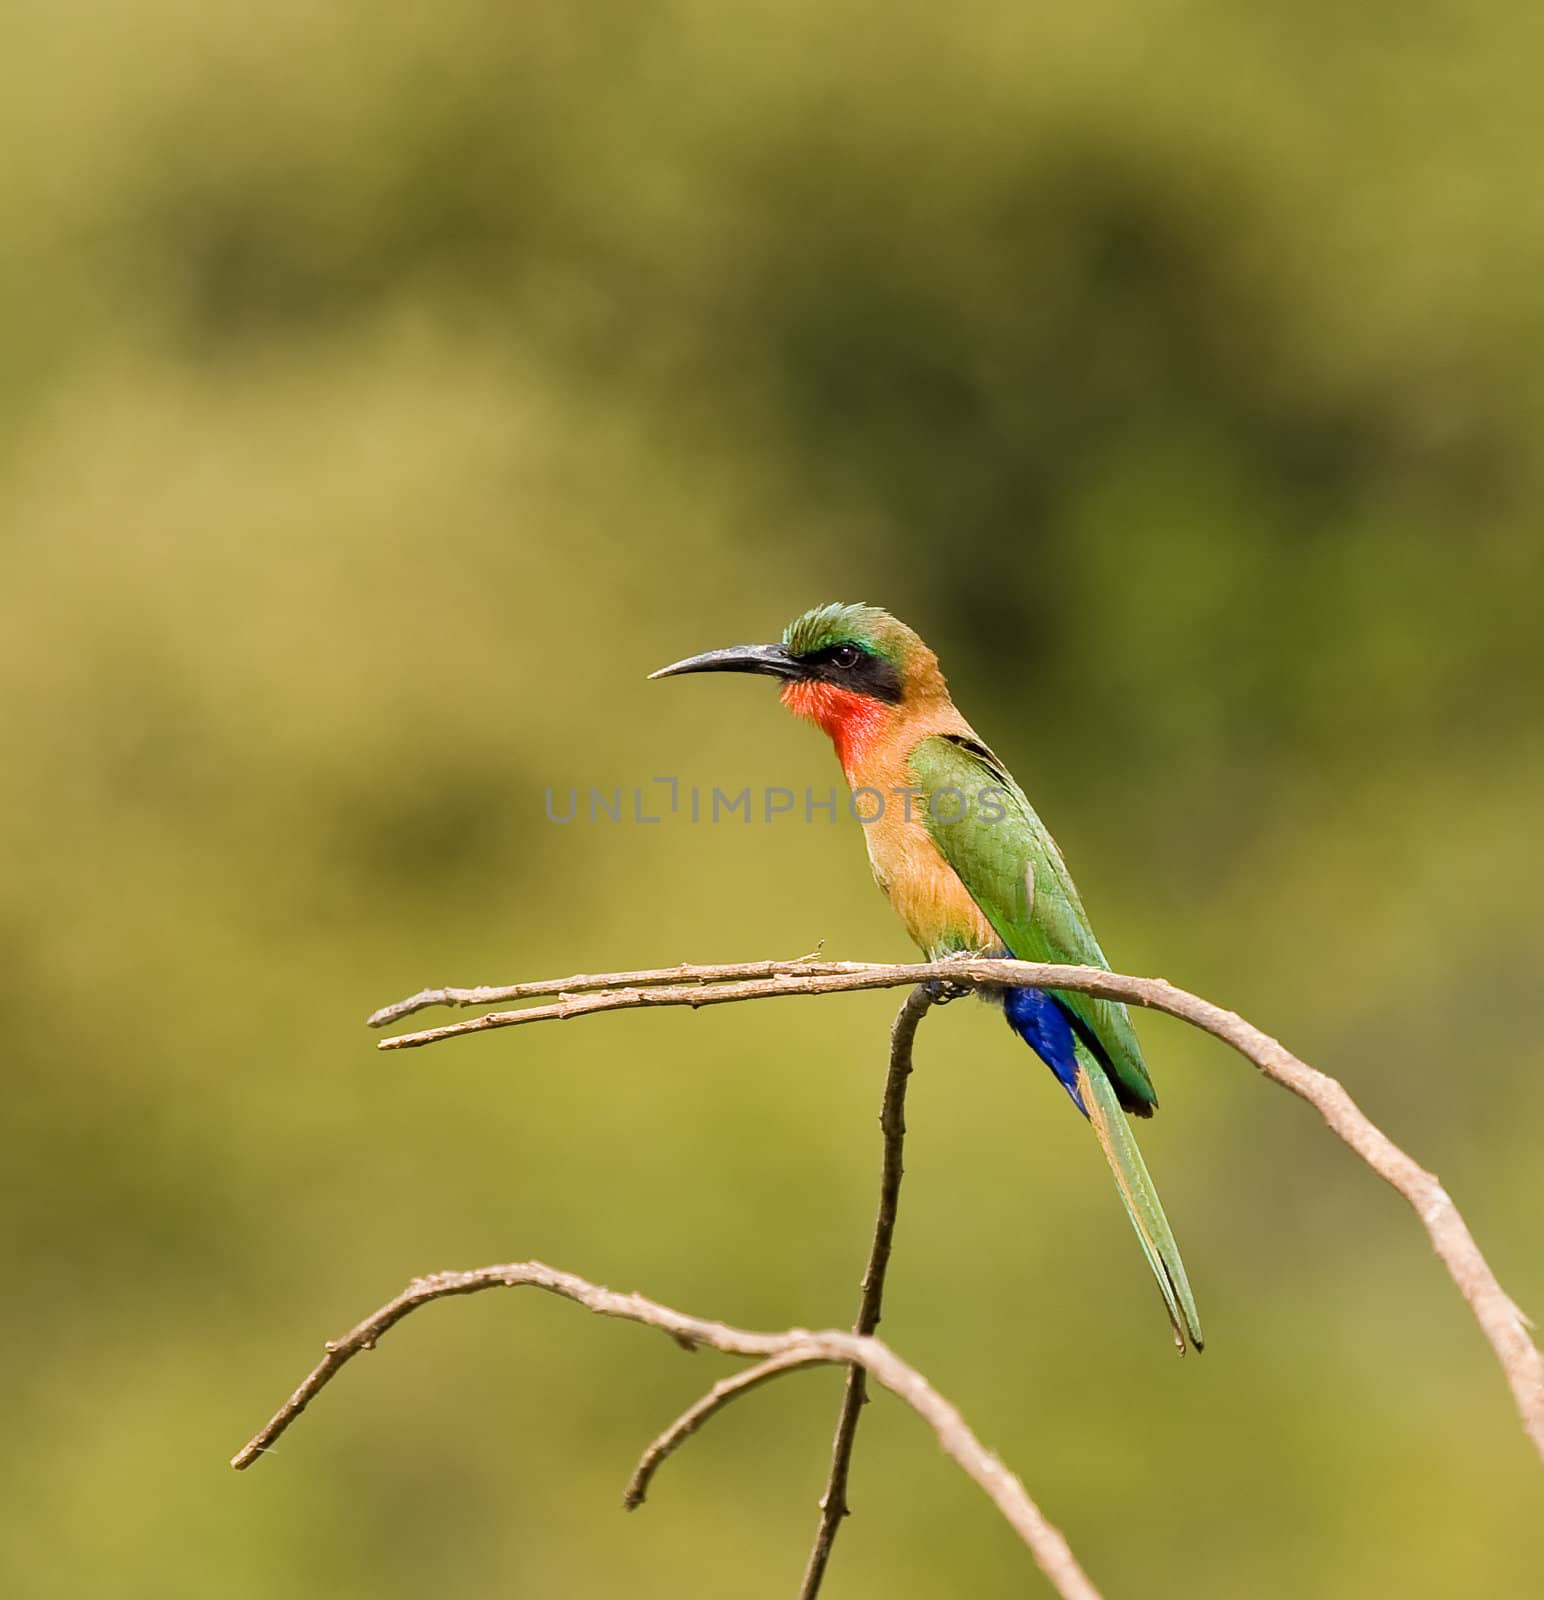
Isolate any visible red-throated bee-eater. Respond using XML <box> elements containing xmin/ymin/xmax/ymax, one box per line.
<box><xmin>651</xmin><ymin>602</ymin><xmax>1203</xmax><ymax>1351</ymax></box>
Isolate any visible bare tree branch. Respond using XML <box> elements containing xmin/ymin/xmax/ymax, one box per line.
<box><xmin>371</xmin><ymin>967</ymin><xmax>925</xmax><ymax>1048</ymax></box>
<box><xmin>230</xmin><ymin>1261</ymin><xmax>1102</xmax><ymax>1600</ymax></box>
<box><xmin>365</xmin><ymin>957</ymin><xmax>871</xmax><ymax>1030</ymax></box>
<box><xmin>801</xmin><ymin>984</ymin><xmax>934</xmax><ymax>1597</ymax></box>
<box><xmin>623</xmin><ymin>1349</ymin><xmax>826</xmax><ymax>1511</ymax></box>
<box><xmin>371</xmin><ymin>955</ymin><xmax>1544</xmax><ymax>1466</ymax></box>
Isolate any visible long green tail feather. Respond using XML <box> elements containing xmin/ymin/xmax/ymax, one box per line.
<box><xmin>1077</xmin><ymin>1058</ymin><xmax>1204</xmax><ymax>1354</ymax></box>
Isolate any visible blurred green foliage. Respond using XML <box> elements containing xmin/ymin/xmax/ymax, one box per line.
<box><xmin>3</xmin><ymin>3</ymin><xmax>1542</xmax><ymax>1595</ymax></box>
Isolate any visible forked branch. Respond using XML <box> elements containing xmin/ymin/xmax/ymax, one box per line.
<box><xmin>364</xmin><ymin>954</ymin><xmax>1544</xmax><ymax>1465</ymax></box>
<box><xmin>234</xmin><ymin>952</ymin><xmax>1541</xmax><ymax>1600</ymax></box>
<box><xmin>231</xmin><ymin>1258</ymin><xmax>1101</xmax><ymax>1600</ymax></box>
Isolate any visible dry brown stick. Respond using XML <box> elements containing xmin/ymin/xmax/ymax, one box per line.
<box><xmin>372</xmin><ymin>956</ymin><xmax>1544</xmax><ymax>1465</ymax></box>
<box><xmin>374</xmin><ymin>969</ymin><xmax>912</xmax><ymax>1049</ymax></box>
<box><xmin>230</xmin><ymin>1261</ymin><xmax>1102</xmax><ymax>1600</ymax></box>
<box><xmin>623</xmin><ymin>1349</ymin><xmax>827</xmax><ymax>1511</ymax></box>
<box><xmin>801</xmin><ymin>984</ymin><xmax>934</xmax><ymax>1597</ymax></box>
<box><xmin>366</xmin><ymin>957</ymin><xmax>873</xmax><ymax>1029</ymax></box>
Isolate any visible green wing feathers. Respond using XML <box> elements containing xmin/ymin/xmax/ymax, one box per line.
<box><xmin>911</xmin><ymin>732</ymin><xmax>1203</xmax><ymax>1352</ymax></box>
<box><xmin>908</xmin><ymin>733</ymin><xmax>1157</xmax><ymax>1113</ymax></box>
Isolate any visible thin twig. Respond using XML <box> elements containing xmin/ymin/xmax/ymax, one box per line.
<box><xmin>372</xmin><ymin>956</ymin><xmax>1544</xmax><ymax>1465</ymax></box>
<box><xmin>801</xmin><ymin>984</ymin><xmax>934</xmax><ymax>1597</ymax></box>
<box><xmin>230</xmin><ymin>1261</ymin><xmax>1101</xmax><ymax>1600</ymax></box>
<box><xmin>365</xmin><ymin>957</ymin><xmax>866</xmax><ymax>1029</ymax></box>
<box><xmin>373</xmin><ymin>969</ymin><xmax>915</xmax><ymax>1049</ymax></box>
<box><xmin>623</xmin><ymin>1349</ymin><xmax>826</xmax><ymax>1510</ymax></box>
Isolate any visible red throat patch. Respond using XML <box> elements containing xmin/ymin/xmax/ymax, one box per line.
<box><xmin>781</xmin><ymin>681</ymin><xmax>892</xmax><ymax>775</ymax></box>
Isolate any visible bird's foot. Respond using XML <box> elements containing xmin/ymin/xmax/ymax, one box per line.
<box><xmin>924</xmin><ymin>954</ymin><xmax>978</xmax><ymax>1005</ymax></box>
<box><xmin>923</xmin><ymin>978</ymin><xmax>974</xmax><ymax>1004</ymax></box>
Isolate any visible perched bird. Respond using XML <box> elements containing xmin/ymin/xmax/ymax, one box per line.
<box><xmin>651</xmin><ymin>602</ymin><xmax>1202</xmax><ymax>1352</ymax></box>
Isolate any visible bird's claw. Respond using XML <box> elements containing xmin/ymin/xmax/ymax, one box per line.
<box><xmin>923</xmin><ymin>977</ymin><xmax>974</xmax><ymax>1005</ymax></box>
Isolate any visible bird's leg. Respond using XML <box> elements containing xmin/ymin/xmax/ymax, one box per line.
<box><xmin>923</xmin><ymin>950</ymin><xmax>978</xmax><ymax>1005</ymax></box>
<box><xmin>923</xmin><ymin>979</ymin><xmax>973</xmax><ymax>1004</ymax></box>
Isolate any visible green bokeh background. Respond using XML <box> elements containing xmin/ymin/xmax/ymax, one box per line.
<box><xmin>5</xmin><ymin>4</ymin><xmax>1542</xmax><ymax>1595</ymax></box>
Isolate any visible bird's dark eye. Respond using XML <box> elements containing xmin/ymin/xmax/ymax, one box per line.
<box><xmin>830</xmin><ymin>644</ymin><xmax>862</xmax><ymax>670</ymax></box>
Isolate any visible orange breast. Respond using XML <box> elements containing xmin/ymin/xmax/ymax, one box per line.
<box><xmin>846</xmin><ymin>710</ymin><xmax>998</xmax><ymax>958</ymax></box>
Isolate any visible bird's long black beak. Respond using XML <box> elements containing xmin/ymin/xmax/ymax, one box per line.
<box><xmin>648</xmin><ymin>643</ymin><xmax>799</xmax><ymax>682</ymax></box>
